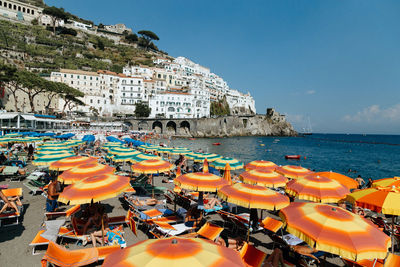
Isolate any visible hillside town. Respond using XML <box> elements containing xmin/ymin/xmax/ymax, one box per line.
<box><xmin>50</xmin><ymin>57</ymin><xmax>256</xmax><ymax>119</ymax></box>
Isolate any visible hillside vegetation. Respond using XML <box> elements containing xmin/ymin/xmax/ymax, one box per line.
<box><xmin>0</xmin><ymin>19</ymin><xmax>168</xmax><ymax>74</ymax></box>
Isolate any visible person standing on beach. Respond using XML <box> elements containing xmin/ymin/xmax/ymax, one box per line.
<box><xmin>46</xmin><ymin>177</ymin><xmax>60</xmax><ymax>212</ymax></box>
<box><xmin>355</xmin><ymin>175</ymin><xmax>364</xmax><ymax>189</ymax></box>
<box><xmin>27</xmin><ymin>144</ymin><xmax>34</xmax><ymax>161</ymax></box>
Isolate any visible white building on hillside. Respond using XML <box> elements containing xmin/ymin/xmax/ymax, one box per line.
<box><xmin>115</xmin><ymin>75</ymin><xmax>146</xmax><ymax>115</ymax></box>
<box><xmin>149</xmin><ymin>92</ymin><xmax>194</xmax><ymax>119</ymax></box>
<box><xmin>104</xmin><ymin>23</ymin><xmax>132</xmax><ymax>34</ymax></box>
<box><xmin>0</xmin><ymin>0</ymin><xmax>42</xmax><ymax>22</ymax></box>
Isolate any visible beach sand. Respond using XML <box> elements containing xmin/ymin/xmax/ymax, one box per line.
<box><xmin>0</xmin><ymin>165</ymin><xmax>344</xmax><ymax>267</ymax></box>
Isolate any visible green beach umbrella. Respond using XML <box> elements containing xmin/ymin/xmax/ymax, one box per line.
<box><xmin>131</xmin><ymin>153</ymin><xmax>162</xmax><ymax>162</ymax></box>
<box><xmin>112</xmin><ymin>151</ymin><xmax>142</xmax><ymax>163</ymax></box>
<box><xmin>33</xmin><ymin>152</ymin><xmax>74</xmax><ymax>166</ymax></box>
<box><xmin>169</xmin><ymin>147</ymin><xmax>192</xmax><ymax>155</ymax></box>
<box><xmin>191</xmin><ymin>153</ymin><xmax>222</xmax><ymax>162</ymax></box>
<box><xmin>210</xmin><ymin>157</ymin><xmax>244</xmax><ymax>170</ymax></box>
<box><xmin>156</xmin><ymin>146</ymin><xmax>173</xmax><ymax>153</ymax></box>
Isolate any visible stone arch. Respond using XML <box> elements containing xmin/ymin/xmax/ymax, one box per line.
<box><xmin>166</xmin><ymin>121</ymin><xmax>176</xmax><ymax>135</ymax></box>
<box><xmin>179</xmin><ymin>121</ymin><xmax>190</xmax><ymax>135</ymax></box>
<box><xmin>137</xmin><ymin>121</ymin><xmax>149</xmax><ymax>131</ymax></box>
<box><xmin>152</xmin><ymin>121</ymin><xmax>163</xmax><ymax>134</ymax></box>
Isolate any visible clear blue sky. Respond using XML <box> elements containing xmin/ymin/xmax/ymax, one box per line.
<box><xmin>46</xmin><ymin>0</ymin><xmax>400</xmax><ymax>134</ymax></box>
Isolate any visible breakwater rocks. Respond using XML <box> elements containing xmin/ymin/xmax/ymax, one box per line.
<box><xmin>126</xmin><ymin>112</ymin><xmax>297</xmax><ymax>137</ymax></box>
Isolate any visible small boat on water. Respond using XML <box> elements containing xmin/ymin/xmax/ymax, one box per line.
<box><xmin>285</xmin><ymin>155</ymin><xmax>301</xmax><ymax>160</ymax></box>
<box><xmin>212</xmin><ymin>143</ymin><xmax>221</xmax><ymax>146</ymax></box>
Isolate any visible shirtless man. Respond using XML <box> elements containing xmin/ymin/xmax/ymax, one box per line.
<box><xmin>355</xmin><ymin>175</ymin><xmax>364</xmax><ymax>189</ymax></box>
<box><xmin>46</xmin><ymin>177</ymin><xmax>60</xmax><ymax>212</ymax></box>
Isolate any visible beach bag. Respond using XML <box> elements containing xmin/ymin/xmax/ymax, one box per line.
<box><xmin>107</xmin><ymin>227</ymin><xmax>125</xmax><ymax>247</ymax></box>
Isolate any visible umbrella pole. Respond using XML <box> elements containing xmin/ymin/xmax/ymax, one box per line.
<box><xmin>151</xmin><ymin>174</ymin><xmax>154</xmax><ymax>198</ymax></box>
<box><xmin>101</xmin><ymin>215</ymin><xmax>105</xmax><ymax>246</ymax></box>
<box><xmin>392</xmin><ymin>216</ymin><xmax>395</xmax><ymax>252</ymax></box>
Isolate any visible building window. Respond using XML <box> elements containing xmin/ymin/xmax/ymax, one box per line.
<box><xmin>64</xmin><ymin>74</ymin><xmax>66</xmax><ymax>78</ymax></box>
<box><xmin>98</xmin><ymin>100</ymin><xmax>100</xmax><ymax>104</ymax></box>
<box><xmin>90</xmin><ymin>99</ymin><xmax>93</xmax><ymax>103</ymax></box>
<box><xmin>31</xmin><ymin>10</ymin><xmax>34</xmax><ymax>15</ymax></box>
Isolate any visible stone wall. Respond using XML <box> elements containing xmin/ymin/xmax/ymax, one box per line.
<box><xmin>125</xmin><ymin>114</ymin><xmax>297</xmax><ymax>137</ymax></box>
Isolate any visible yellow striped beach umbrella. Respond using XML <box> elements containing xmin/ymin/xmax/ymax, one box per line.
<box><xmin>372</xmin><ymin>177</ymin><xmax>400</xmax><ymax>188</ymax></box>
<box><xmin>37</xmin><ymin>146</ymin><xmax>71</xmax><ymax>151</ymax></box>
<box><xmin>275</xmin><ymin>165</ymin><xmax>313</xmax><ymax>179</ymax></box>
<box><xmin>174</xmin><ymin>172</ymin><xmax>229</xmax><ymax>192</ymax></box>
<box><xmin>191</xmin><ymin>153</ymin><xmax>222</xmax><ymax>163</ymax></box>
<box><xmin>239</xmin><ymin>169</ymin><xmax>288</xmax><ymax>188</ymax></box>
<box><xmin>112</xmin><ymin>151</ymin><xmax>142</xmax><ymax>163</ymax></box>
<box><xmin>58</xmin><ymin>162</ymin><xmax>115</xmax><ymax>184</ymax></box>
<box><xmin>131</xmin><ymin>159</ymin><xmax>173</xmax><ymax>174</ymax></box>
<box><xmin>156</xmin><ymin>146</ymin><xmax>173</xmax><ymax>153</ymax></box>
<box><xmin>285</xmin><ymin>175</ymin><xmax>349</xmax><ymax>203</ymax></box>
<box><xmin>218</xmin><ymin>183</ymin><xmax>290</xmax><ymax>210</ymax></box>
<box><xmin>49</xmin><ymin>156</ymin><xmax>97</xmax><ymax>171</ymax></box>
<box><xmin>210</xmin><ymin>157</ymin><xmax>243</xmax><ymax>170</ymax></box>
<box><xmin>131</xmin><ymin>153</ymin><xmax>161</xmax><ymax>162</ymax></box>
<box><xmin>108</xmin><ymin>147</ymin><xmax>136</xmax><ymax>155</ymax></box>
<box><xmin>244</xmin><ymin>160</ymin><xmax>277</xmax><ymax>171</ymax></box>
<box><xmin>102</xmin><ymin>237</ymin><xmax>246</xmax><ymax>267</ymax></box>
<box><xmin>36</xmin><ymin>150</ymin><xmax>72</xmax><ymax>155</ymax></box>
<box><xmin>33</xmin><ymin>152</ymin><xmax>74</xmax><ymax>166</ymax></box>
<box><xmin>313</xmin><ymin>172</ymin><xmax>359</xmax><ymax>190</ymax></box>
<box><xmin>58</xmin><ymin>173</ymin><xmax>130</xmax><ymax>205</ymax></box>
<box><xmin>169</xmin><ymin>147</ymin><xmax>191</xmax><ymax>155</ymax></box>
<box><xmin>280</xmin><ymin>202</ymin><xmax>391</xmax><ymax>261</ymax></box>
<box><xmin>102</xmin><ymin>142</ymin><xmax>123</xmax><ymax>150</ymax></box>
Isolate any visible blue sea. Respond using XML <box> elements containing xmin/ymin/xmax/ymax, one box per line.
<box><xmin>169</xmin><ymin>134</ymin><xmax>400</xmax><ymax>181</ymax></box>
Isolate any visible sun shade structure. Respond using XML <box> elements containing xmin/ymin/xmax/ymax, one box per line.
<box><xmin>131</xmin><ymin>159</ymin><xmax>173</xmax><ymax>174</ymax></box>
<box><xmin>218</xmin><ymin>183</ymin><xmax>290</xmax><ymax>210</ymax></box>
<box><xmin>58</xmin><ymin>173</ymin><xmax>130</xmax><ymax>205</ymax></box>
<box><xmin>174</xmin><ymin>172</ymin><xmax>229</xmax><ymax>192</ymax></box>
<box><xmin>188</xmin><ymin>153</ymin><xmax>221</xmax><ymax>162</ymax></box>
<box><xmin>347</xmin><ymin>187</ymin><xmax>400</xmax><ymax>216</ymax></box>
<box><xmin>285</xmin><ymin>175</ymin><xmax>350</xmax><ymax>203</ymax></box>
<box><xmin>32</xmin><ymin>153</ymin><xmax>74</xmax><ymax>166</ymax></box>
<box><xmin>58</xmin><ymin>162</ymin><xmax>115</xmax><ymax>184</ymax></box>
<box><xmin>156</xmin><ymin>147</ymin><xmax>173</xmax><ymax>153</ymax></box>
<box><xmin>111</xmin><ymin>151</ymin><xmax>142</xmax><ymax>163</ymax></box>
<box><xmin>313</xmin><ymin>171</ymin><xmax>359</xmax><ymax>190</ymax></box>
<box><xmin>169</xmin><ymin>147</ymin><xmax>192</xmax><ymax>155</ymax></box>
<box><xmin>210</xmin><ymin>157</ymin><xmax>244</xmax><ymax>170</ymax></box>
<box><xmin>279</xmin><ymin>202</ymin><xmax>391</xmax><ymax>261</ymax></box>
<box><xmin>102</xmin><ymin>237</ymin><xmax>246</xmax><ymax>267</ymax></box>
<box><xmin>131</xmin><ymin>153</ymin><xmax>161</xmax><ymax>162</ymax></box>
<box><xmin>244</xmin><ymin>160</ymin><xmax>277</xmax><ymax>171</ymax></box>
<box><xmin>372</xmin><ymin>177</ymin><xmax>400</xmax><ymax>188</ymax></box>
<box><xmin>275</xmin><ymin>165</ymin><xmax>313</xmax><ymax>179</ymax></box>
<box><xmin>239</xmin><ymin>169</ymin><xmax>287</xmax><ymax>188</ymax></box>
<box><xmin>49</xmin><ymin>156</ymin><xmax>97</xmax><ymax>171</ymax></box>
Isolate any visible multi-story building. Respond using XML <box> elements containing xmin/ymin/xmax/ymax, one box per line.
<box><xmin>149</xmin><ymin>91</ymin><xmax>194</xmax><ymax>119</ymax></box>
<box><xmin>115</xmin><ymin>75</ymin><xmax>146</xmax><ymax>114</ymax></box>
<box><xmin>0</xmin><ymin>0</ymin><xmax>42</xmax><ymax>22</ymax></box>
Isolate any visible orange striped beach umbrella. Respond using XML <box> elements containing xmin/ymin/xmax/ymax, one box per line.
<box><xmin>102</xmin><ymin>237</ymin><xmax>246</xmax><ymax>267</ymax></box>
<box><xmin>279</xmin><ymin>202</ymin><xmax>391</xmax><ymax>261</ymax></box>
<box><xmin>174</xmin><ymin>172</ymin><xmax>229</xmax><ymax>192</ymax></box>
<box><xmin>223</xmin><ymin>163</ymin><xmax>232</xmax><ymax>185</ymax></box>
<box><xmin>244</xmin><ymin>160</ymin><xmax>277</xmax><ymax>171</ymax></box>
<box><xmin>372</xmin><ymin>177</ymin><xmax>400</xmax><ymax>188</ymax></box>
<box><xmin>203</xmin><ymin>159</ymin><xmax>209</xmax><ymax>173</ymax></box>
<box><xmin>58</xmin><ymin>173</ymin><xmax>131</xmax><ymax>205</ymax></box>
<box><xmin>285</xmin><ymin>175</ymin><xmax>350</xmax><ymax>203</ymax></box>
<box><xmin>346</xmin><ymin>187</ymin><xmax>400</xmax><ymax>216</ymax></box>
<box><xmin>275</xmin><ymin>165</ymin><xmax>313</xmax><ymax>179</ymax></box>
<box><xmin>239</xmin><ymin>169</ymin><xmax>288</xmax><ymax>188</ymax></box>
<box><xmin>131</xmin><ymin>159</ymin><xmax>173</xmax><ymax>174</ymax></box>
<box><xmin>314</xmin><ymin>171</ymin><xmax>359</xmax><ymax>190</ymax></box>
<box><xmin>217</xmin><ymin>183</ymin><xmax>290</xmax><ymax>210</ymax></box>
<box><xmin>49</xmin><ymin>156</ymin><xmax>97</xmax><ymax>171</ymax></box>
<box><xmin>58</xmin><ymin>162</ymin><xmax>115</xmax><ymax>184</ymax></box>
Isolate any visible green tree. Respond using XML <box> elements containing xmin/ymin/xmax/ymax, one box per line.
<box><xmin>0</xmin><ymin>63</ymin><xmax>18</xmax><ymax>110</ymax></box>
<box><xmin>42</xmin><ymin>6</ymin><xmax>69</xmax><ymax>35</ymax></box>
<box><xmin>57</xmin><ymin>83</ymin><xmax>85</xmax><ymax>112</ymax></box>
<box><xmin>17</xmin><ymin>70</ymin><xmax>50</xmax><ymax>112</ymax></box>
<box><xmin>134</xmin><ymin>101</ymin><xmax>151</xmax><ymax>117</ymax></box>
<box><xmin>137</xmin><ymin>30</ymin><xmax>159</xmax><ymax>50</ymax></box>
<box><xmin>125</xmin><ymin>33</ymin><xmax>138</xmax><ymax>43</ymax></box>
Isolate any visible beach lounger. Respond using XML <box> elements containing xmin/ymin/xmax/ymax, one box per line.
<box><xmin>108</xmin><ymin>209</ymin><xmax>132</xmax><ymax>226</ymax></box>
<box><xmin>1</xmin><ymin>187</ymin><xmax>22</xmax><ymax>198</ymax></box>
<box><xmin>0</xmin><ymin>204</ymin><xmax>23</xmax><ymax>227</ymax></box>
<box><xmin>29</xmin><ymin>230</ymin><xmax>50</xmax><ymax>255</ymax></box>
<box><xmin>23</xmin><ymin>181</ymin><xmax>44</xmax><ymax>195</ymax></box>
<box><xmin>342</xmin><ymin>258</ymin><xmax>384</xmax><ymax>267</ymax></box>
<box><xmin>181</xmin><ymin>222</ymin><xmax>224</xmax><ymax>241</ymax></box>
<box><xmin>44</xmin><ymin>204</ymin><xmax>81</xmax><ymax>221</ymax></box>
<box><xmin>41</xmin><ymin>241</ymin><xmax>121</xmax><ymax>267</ymax></box>
<box><xmin>261</xmin><ymin>217</ymin><xmax>283</xmax><ymax>233</ymax></box>
<box><xmin>1</xmin><ymin>166</ymin><xmax>22</xmax><ymax>181</ymax></box>
<box><xmin>155</xmin><ymin>222</ymin><xmax>195</xmax><ymax>236</ymax></box>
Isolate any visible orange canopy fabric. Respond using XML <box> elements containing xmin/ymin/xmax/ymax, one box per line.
<box><xmin>314</xmin><ymin>171</ymin><xmax>358</xmax><ymax>190</ymax></box>
<box><xmin>346</xmin><ymin>187</ymin><xmax>400</xmax><ymax>216</ymax></box>
<box><xmin>203</xmin><ymin>159</ymin><xmax>209</xmax><ymax>173</ymax></box>
<box><xmin>239</xmin><ymin>169</ymin><xmax>287</xmax><ymax>188</ymax></box>
<box><xmin>275</xmin><ymin>165</ymin><xmax>313</xmax><ymax>179</ymax></box>
<box><xmin>285</xmin><ymin>175</ymin><xmax>350</xmax><ymax>203</ymax></box>
<box><xmin>217</xmin><ymin>183</ymin><xmax>290</xmax><ymax>210</ymax></box>
<box><xmin>223</xmin><ymin>163</ymin><xmax>232</xmax><ymax>185</ymax></box>
<box><xmin>58</xmin><ymin>174</ymin><xmax>130</xmax><ymax>205</ymax></box>
<box><xmin>279</xmin><ymin>202</ymin><xmax>391</xmax><ymax>261</ymax></box>
<box><xmin>174</xmin><ymin>172</ymin><xmax>229</xmax><ymax>192</ymax></box>
<box><xmin>41</xmin><ymin>241</ymin><xmax>98</xmax><ymax>267</ymax></box>
<box><xmin>131</xmin><ymin>159</ymin><xmax>173</xmax><ymax>174</ymax></box>
<box><xmin>261</xmin><ymin>217</ymin><xmax>283</xmax><ymax>233</ymax></box>
<box><xmin>49</xmin><ymin>156</ymin><xmax>97</xmax><ymax>171</ymax></box>
<box><xmin>372</xmin><ymin>177</ymin><xmax>400</xmax><ymax>188</ymax></box>
<box><xmin>244</xmin><ymin>160</ymin><xmax>277</xmax><ymax>171</ymax></box>
<box><xmin>58</xmin><ymin>162</ymin><xmax>115</xmax><ymax>184</ymax></box>
<box><xmin>384</xmin><ymin>253</ymin><xmax>400</xmax><ymax>266</ymax></box>
<box><xmin>102</xmin><ymin>237</ymin><xmax>246</xmax><ymax>267</ymax></box>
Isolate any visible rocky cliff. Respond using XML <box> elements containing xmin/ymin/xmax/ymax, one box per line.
<box><xmin>189</xmin><ymin>115</ymin><xmax>296</xmax><ymax>137</ymax></box>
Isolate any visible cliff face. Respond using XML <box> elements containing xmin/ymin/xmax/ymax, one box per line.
<box><xmin>189</xmin><ymin>115</ymin><xmax>296</xmax><ymax>137</ymax></box>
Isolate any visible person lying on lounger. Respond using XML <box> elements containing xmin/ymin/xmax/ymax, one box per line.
<box><xmin>203</xmin><ymin>193</ymin><xmax>222</xmax><ymax>209</ymax></box>
<box><xmin>129</xmin><ymin>197</ymin><xmax>164</xmax><ymax>206</ymax></box>
<box><xmin>88</xmin><ymin>225</ymin><xmax>125</xmax><ymax>247</ymax></box>
<box><xmin>262</xmin><ymin>248</ymin><xmax>285</xmax><ymax>267</ymax></box>
<box><xmin>215</xmin><ymin>236</ymin><xmax>245</xmax><ymax>251</ymax></box>
<box><xmin>0</xmin><ymin>190</ymin><xmax>19</xmax><ymax>214</ymax></box>
<box><xmin>82</xmin><ymin>205</ymin><xmax>109</xmax><ymax>234</ymax></box>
